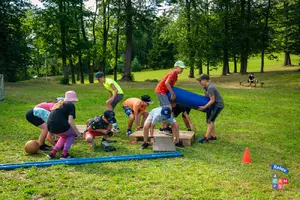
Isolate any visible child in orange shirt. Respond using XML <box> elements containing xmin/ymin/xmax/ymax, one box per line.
<box><xmin>122</xmin><ymin>95</ymin><xmax>153</xmax><ymax>136</ymax></box>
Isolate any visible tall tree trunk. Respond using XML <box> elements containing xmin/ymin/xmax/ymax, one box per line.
<box><xmin>100</xmin><ymin>0</ymin><xmax>109</xmax><ymax>73</ymax></box>
<box><xmin>284</xmin><ymin>52</ymin><xmax>291</xmax><ymax>66</ymax></box>
<box><xmin>283</xmin><ymin>2</ymin><xmax>292</xmax><ymax>66</ymax></box>
<box><xmin>222</xmin><ymin>0</ymin><xmax>229</xmax><ymax>75</ymax></box>
<box><xmin>233</xmin><ymin>54</ymin><xmax>237</xmax><ymax>73</ymax></box>
<box><xmin>207</xmin><ymin>60</ymin><xmax>210</xmax><ymax>75</ymax></box>
<box><xmin>205</xmin><ymin>0</ymin><xmax>210</xmax><ymax>76</ymax></box>
<box><xmin>74</xmin><ymin>5</ymin><xmax>84</xmax><ymax>84</ymax></box>
<box><xmin>80</xmin><ymin>0</ymin><xmax>93</xmax><ymax>83</ymax></box>
<box><xmin>240</xmin><ymin>0</ymin><xmax>250</xmax><ymax>74</ymax></box>
<box><xmin>92</xmin><ymin>0</ymin><xmax>98</xmax><ymax>72</ymax></box>
<box><xmin>198</xmin><ymin>59</ymin><xmax>203</xmax><ymax>75</ymax></box>
<box><xmin>76</xmin><ymin>63</ymin><xmax>80</xmax><ymax>81</ymax></box>
<box><xmin>69</xmin><ymin>57</ymin><xmax>76</xmax><ymax>84</ymax></box>
<box><xmin>114</xmin><ymin>0</ymin><xmax>121</xmax><ymax>81</ymax></box>
<box><xmin>59</xmin><ymin>0</ymin><xmax>68</xmax><ymax>81</ymax></box>
<box><xmin>122</xmin><ymin>0</ymin><xmax>133</xmax><ymax>81</ymax></box>
<box><xmin>186</xmin><ymin>0</ymin><xmax>194</xmax><ymax>78</ymax></box>
<box><xmin>261</xmin><ymin>0</ymin><xmax>271</xmax><ymax>73</ymax></box>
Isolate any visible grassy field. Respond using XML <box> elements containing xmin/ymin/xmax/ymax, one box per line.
<box><xmin>0</xmin><ymin>66</ymin><xmax>300</xmax><ymax>199</ymax></box>
<box><xmin>101</xmin><ymin>54</ymin><xmax>300</xmax><ymax>82</ymax></box>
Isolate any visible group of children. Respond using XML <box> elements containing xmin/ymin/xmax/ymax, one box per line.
<box><xmin>26</xmin><ymin>60</ymin><xmax>224</xmax><ymax>159</ymax></box>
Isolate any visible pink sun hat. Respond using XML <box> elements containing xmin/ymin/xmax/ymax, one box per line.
<box><xmin>64</xmin><ymin>91</ymin><xmax>78</xmax><ymax>102</ymax></box>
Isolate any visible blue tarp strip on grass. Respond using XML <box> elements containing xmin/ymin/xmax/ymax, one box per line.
<box><xmin>0</xmin><ymin>152</ymin><xmax>183</xmax><ymax>170</ymax></box>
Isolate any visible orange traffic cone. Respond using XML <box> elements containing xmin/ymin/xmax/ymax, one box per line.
<box><xmin>242</xmin><ymin>147</ymin><xmax>251</xmax><ymax>163</ymax></box>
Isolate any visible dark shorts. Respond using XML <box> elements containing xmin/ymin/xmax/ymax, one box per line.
<box><xmin>112</xmin><ymin>94</ymin><xmax>124</xmax><ymax>109</ymax></box>
<box><xmin>26</xmin><ymin>108</ymin><xmax>45</xmax><ymax>126</ymax></box>
<box><xmin>206</xmin><ymin>107</ymin><xmax>223</xmax><ymax>123</ymax></box>
<box><xmin>123</xmin><ymin>106</ymin><xmax>134</xmax><ymax>116</ymax></box>
<box><xmin>172</xmin><ymin>107</ymin><xmax>191</xmax><ymax>118</ymax></box>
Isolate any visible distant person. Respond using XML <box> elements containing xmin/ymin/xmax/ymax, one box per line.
<box><xmin>140</xmin><ymin>107</ymin><xmax>184</xmax><ymax>149</ymax></box>
<box><xmin>47</xmin><ymin>91</ymin><xmax>81</xmax><ymax>159</ymax></box>
<box><xmin>155</xmin><ymin>61</ymin><xmax>186</xmax><ymax>107</ymax></box>
<box><xmin>248</xmin><ymin>73</ymin><xmax>255</xmax><ymax>86</ymax></box>
<box><xmin>25</xmin><ymin>97</ymin><xmax>64</xmax><ymax>151</ymax></box>
<box><xmin>122</xmin><ymin>95</ymin><xmax>153</xmax><ymax>136</ymax></box>
<box><xmin>84</xmin><ymin>110</ymin><xmax>117</xmax><ymax>152</ymax></box>
<box><xmin>197</xmin><ymin>74</ymin><xmax>224</xmax><ymax>143</ymax></box>
<box><xmin>95</xmin><ymin>72</ymin><xmax>123</xmax><ymax>132</ymax></box>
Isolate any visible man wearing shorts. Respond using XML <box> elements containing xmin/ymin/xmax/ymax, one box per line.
<box><xmin>95</xmin><ymin>72</ymin><xmax>123</xmax><ymax>131</ymax></box>
<box><xmin>155</xmin><ymin>61</ymin><xmax>185</xmax><ymax>107</ymax></box>
<box><xmin>123</xmin><ymin>95</ymin><xmax>153</xmax><ymax>136</ymax></box>
<box><xmin>197</xmin><ymin>74</ymin><xmax>224</xmax><ymax>143</ymax></box>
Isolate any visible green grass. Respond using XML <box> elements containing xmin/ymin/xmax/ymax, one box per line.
<box><xmin>104</xmin><ymin>54</ymin><xmax>300</xmax><ymax>82</ymax></box>
<box><xmin>0</xmin><ymin>67</ymin><xmax>300</xmax><ymax>199</ymax></box>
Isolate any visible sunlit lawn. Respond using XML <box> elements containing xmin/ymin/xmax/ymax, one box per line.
<box><xmin>0</xmin><ymin>66</ymin><xmax>299</xmax><ymax>199</ymax></box>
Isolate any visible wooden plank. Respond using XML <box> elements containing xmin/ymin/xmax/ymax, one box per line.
<box><xmin>153</xmin><ymin>137</ymin><xmax>176</xmax><ymax>152</ymax></box>
<box><xmin>129</xmin><ymin>129</ymin><xmax>195</xmax><ymax>146</ymax></box>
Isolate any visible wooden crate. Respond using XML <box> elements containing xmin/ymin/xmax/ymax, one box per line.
<box><xmin>129</xmin><ymin>129</ymin><xmax>195</xmax><ymax>146</ymax></box>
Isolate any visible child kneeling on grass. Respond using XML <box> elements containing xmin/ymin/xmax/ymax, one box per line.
<box><xmin>140</xmin><ymin>107</ymin><xmax>184</xmax><ymax>149</ymax></box>
<box><xmin>84</xmin><ymin>110</ymin><xmax>117</xmax><ymax>152</ymax></box>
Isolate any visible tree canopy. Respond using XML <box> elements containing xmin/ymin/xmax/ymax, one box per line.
<box><xmin>1</xmin><ymin>0</ymin><xmax>300</xmax><ymax>82</ymax></box>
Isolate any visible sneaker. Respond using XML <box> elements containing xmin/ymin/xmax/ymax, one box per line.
<box><xmin>140</xmin><ymin>142</ymin><xmax>149</xmax><ymax>150</ymax></box>
<box><xmin>47</xmin><ymin>153</ymin><xmax>55</xmax><ymax>159</ymax></box>
<box><xmin>104</xmin><ymin>146</ymin><xmax>116</xmax><ymax>152</ymax></box>
<box><xmin>60</xmin><ymin>153</ymin><xmax>74</xmax><ymax>159</ymax></box>
<box><xmin>40</xmin><ymin>144</ymin><xmax>52</xmax><ymax>151</ymax></box>
<box><xmin>165</xmin><ymin>127</ymin><xmax>172</xmax><ymax>133</ymax></box>
<box><xmin>175</xmin><ymin>141</ymin><xmax>185</xmax><ymax>148</ymax></box>
<box><xmin>127</xmin><ymin>129</ymin><xmax>132</xmax><ymax>136</ymax></box>
<box><xmin>209</xmin><ymin>136</ymin><xmax>217</xmax><ymax>141</ymax></box>
<box><xmin>198</xmin><ymin>136</ymin><xmax>209</xmax><ymax>143</ymax></box>
<box><xmin>112</xmin><ymin>127</ymin><xmax>120</xmax><ymax>133</ymax></box>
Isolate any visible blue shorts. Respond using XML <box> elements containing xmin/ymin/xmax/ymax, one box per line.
<box><xmin>206</xmin><ymin>107</ymin><xmax>223</xmax><ymax>123</ymax></box>
<box><xmin>123</xmin><ymin>106</ymin><xmax>133</xmax><ymax>116</ymax></box>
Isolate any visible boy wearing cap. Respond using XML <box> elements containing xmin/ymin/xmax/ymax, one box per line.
<box><xmin>84</xmin><ymin>110</ymin><xmax>117</xmax><ymax>152</ymax></box>
<box><xmin>95</xmin><ymin>72</ymin><xmax>124</xmax><ymax>131</ymax></box>
<box><xmin>123</xmin><ymin>95</ymin><xmax>154</xmax><ymax>136</ymax></box>
<box><xmin>140</xmin><ymin>107</ymin><xmax>184</xmax><ymax>149</ymax></box>
<box><xmin>155</xmin><ymin>61</ymin><xmax>185</xmax><ymax>107</ymax></box>
<box><xmin>197</xmin><ymin>74</ymin><xmax>224</xmax><ymax>143</ymax></box>
<box><xmin>95</xmin><ymin>72</ymin><xmax>124</xmax><ymax>110</ymax></box>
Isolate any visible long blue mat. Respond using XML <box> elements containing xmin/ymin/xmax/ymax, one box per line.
<box><xmin>0</xmin><ymin>152</ymin><xmax>183</xmax><ymax>170</ymax></box>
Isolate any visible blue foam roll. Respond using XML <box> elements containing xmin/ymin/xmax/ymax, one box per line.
<box><xmin>0</xmin><ymin>152</ymin><xmax>183</xmax><ymax>170</ymax></box>
<box><xmin>167</xmin><ymin>87</ymin><xmax>209</xmax><ymax>111</ymax></box>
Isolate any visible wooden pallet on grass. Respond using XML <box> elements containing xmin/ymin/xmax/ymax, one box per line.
<box><xmin>129</xmin><ymin>129</ymin><xmax>195</xmax><ymax>146</ymax></box>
